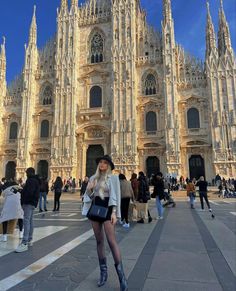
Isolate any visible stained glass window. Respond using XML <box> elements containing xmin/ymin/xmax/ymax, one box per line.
<box><xmin>91</xmin><ymin>33</ymin><xmax>104</xmax><ymax>63</ymax></box>
<box><xmin>9</xmin><ymin>122</ymin><xmax>18</xmax><ymax>140</ymax></box>
<box><xmin>90</xmin><ymin>86</ymin><xmax>102</xmax><ymax>108</ymax></box>
<box><xmin>42</xmin><ymin>86</ymin><xmax>53</xmax><ymax>105</ymax></box>
<box><xmin>145</xmin><ymin>74</ymin><xmax>157</xmax><ymax>95</ymax></box>
<box><xmin>146</xmin><ymin>111</ymin><xmax>157</xmax><ymax>131</ymax></box>
<box><xmin>187</xmin><ymin>108</ymin><xmax>200</xmax><ymax>129</ymax></box>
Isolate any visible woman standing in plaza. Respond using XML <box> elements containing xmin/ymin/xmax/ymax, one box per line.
<box><xmin>52</xmin><ymin>176</ymin><xmax>63</xmax><ymax>211</ymax></box>
<box><xmin>137</xmin><ymin>171</ymin><xmax>152</xmax><ymax>223</ymax></box>
<box><xmin>152</xmin><ymin>172</ymin><xmax>165</xmax><ymax>219</ymax></box>
<box><xmin>0</xmin><ymin>181</ymin><xmax>24</xmax><ymax>242</ymax></box>
<box><xmin>186</xmin><ymin>180</ymin><xmax>196</xmax><ymax>209</ymax></box>
<box><xmin>83</xmin><ymin>155</ymin><xmax>128</xmax><ymax>291</ymax></box>
<box><xmin>119</xmin><ymin>173</ymin><xmax>134</xmax><ymax>228</ymax></box>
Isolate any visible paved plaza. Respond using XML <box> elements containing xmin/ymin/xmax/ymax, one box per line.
<box><xmin>0</xmin><ymin>192</ymin><xmax>235</xmax><ymax>291</ymax></box>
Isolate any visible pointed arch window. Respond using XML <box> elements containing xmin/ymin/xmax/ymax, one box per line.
<box><xmin>42</xmin><ymin>86</ymin><xmax>53</xmax><ymax>105</ymax></box>
<box><xmin>146</xmin><ymin>111</ymin><xmax>157</xmax><ymax>132</ymax></box>
<box><xmin>90</xmin><ymin>33</ymin><xmax>104</xmax><ymax>63</ymax></box>
<box><xmin>40</xmin><ymin>120</ymin><xmax>50</xmax><ymax>139</ymax></box>
<box><xmin>144</xmin><ymin>74</ymin><xmax>157</xmax><ymax>95</ymax></box>
<box><xmin>9</xmin><ymin>122</ymin><xmax>18</xmax><ymax>140</ymax></box>
<box><xmin>90</xmin><ymin>86</ymin><xmax>102</xmax><ymax>108</ymax></box>
<box><xmin>187</xmin><ymin>108</ymin><xmax>200</xmax><ymax>129</ymax></box>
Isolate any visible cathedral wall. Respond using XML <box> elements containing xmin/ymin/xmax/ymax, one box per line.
<box><xmin>75</xmin><ymin>20</ymin><xmax>113</xmax><ymax>179</ymax></box>
<box><xmin>1</xmin><ymin>1</ymin><xmax>236</xmax><ymax>181</ymax></box>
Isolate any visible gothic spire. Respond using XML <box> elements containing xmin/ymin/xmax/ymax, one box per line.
<box><xmin>29</xmin><ymin>5</ymin><xmax>37</xmax><ymax>45</ymax></box>
<box><xmin>163</xmin><ymin>0</ymin><xmax>172</xmax><ymax>25</ymax></box>
<box><xmin>0</xmin><ymin>36</ymin><xmax>6</xmax><ymax>61</ymax></box>
<box><xmin>0</xmin><ymin>36</ymin><xmax>6</xmax><ymax>91</ymax></box>
<box><xmin>60</xmin><ymin>0</ymin><xmax>68</xmax><ymax>14</ymax></box>
<box><xmin>70</xmin><ymin>0</ymin><xmax>78</xmax><ymax>13</ymax></box>
<box><xmin>71</xmin><ymin>0</ymin><xmax>78</xmax><ymax>8</ymax></box>
<box><xmin>206</xmin><ymin>2</ymin><xmax>217</xmax><ymax>57</ymax></box>
<box><xmin>218</xmin><ymin>0</ymin><xmax>232</xmax><ymax>56</ymax></box>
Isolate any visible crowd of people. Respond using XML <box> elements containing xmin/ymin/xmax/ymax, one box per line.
<box><xmin>0</xmin><ymin>156</ymin><xmax>235</xmax><ymax>290</ymax></box>
<box><xmin>216</xmin><ymin>175</ymin><xmax>236</xmax><ymax>198</ymax></box>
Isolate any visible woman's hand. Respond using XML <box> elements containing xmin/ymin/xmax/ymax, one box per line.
<box><xmin>111</xmin><ymin>212</ymin><xmax>117</xmax><ymax>225</ymax></box>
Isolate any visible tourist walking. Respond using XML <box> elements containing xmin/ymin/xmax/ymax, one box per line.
<box><xmin>186</xmin><ymin>180</ymin><xmax>196</xmax><ymax>209</ymax></box>
<box><xmin>119</xmin><ymin>174</ymin><xmax>134</xmax><ymax>228</ymax></box>
<box><xmin>80</xmin><ymin>176</ymin><xmax>89</xmax><ymax>198</ymax></box>
<box><xmin>53</xmin><ymin>176</ymin><xmax>63</xmax><ymax>211</ymax></box>
<box><xmin>130</xmin><ymin>173</ymin><xmax>139</xmax><ymax>201</ymax></box>
<box><xmin>137</xmin><ymin>172</ymin><xmax>152</xmax><ymax>223</ymax></box>
<box><xmin>196</xmin><ymin>176</ymin><xmax>215</xmax><ymax>218</ymax></box>
<box><xmin>152</xmin><ymin>172</ymin><xmax>165</xmax><ymax>219</ymax></box>
<box><xmin>39</xmin><ymin>177</ymin><xmax>49</xmax><ymax>212</ymax></box>
<box><xmin>71</xmin><ymin>178</ymin><xmax>76</xmax><ymax>193</ymax></box>
<box><xmin>83</xmin><ymin>155</ymin><xmax>128</xmax><ymax>291</ymax></box>
<box><xmin>0</xmin><ymin>177</ymin><xmax>6</xmax><ymax>194</ymax></box>
<box><xmin>0</xmin><ymin>181</ymin><xmax>24</xmax><ymax>242</ymax></box>
<box><xmin>15</xmin><ymin>167</ymin><xmax>40</xmax><ymax>253</ymax></box>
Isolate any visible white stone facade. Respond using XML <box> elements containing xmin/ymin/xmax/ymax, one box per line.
<box><xmin>0</xmin><ymin>0</ymin><xmax>235</xmax><ymax>181</ymax></box>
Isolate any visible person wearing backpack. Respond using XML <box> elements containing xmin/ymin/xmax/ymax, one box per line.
<box><xmin>15</xmin><ymin>167</ymin><xmax>40</xmax><ymax>253</ymax></box>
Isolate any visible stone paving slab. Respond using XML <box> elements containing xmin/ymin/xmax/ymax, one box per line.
<box><xmin>146</xmin><ymin>206</ymin><xmax>222</xmax><ymax>289</ymax></box>
<box><xmin>198</xmin><ymin>211</ymin><xmax>236</xmax><ymax>276</ymax></box>
<box><xmin>148</xmin><ymin>250</ymin><xmax>220</xmax><ymax>283</ymax></box>
<box><xmin>143</xmin><ymin>278</ymin><xmax>223</xmax><ymax>291</ymax></box>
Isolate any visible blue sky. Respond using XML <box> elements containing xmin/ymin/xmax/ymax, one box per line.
<box><xmin>0</xmin><ymin>0</ymin><xmax>235</xmax><ymax>82</ymax></box>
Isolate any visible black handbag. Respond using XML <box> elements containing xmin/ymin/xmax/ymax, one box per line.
<box><xmin>87</xmin><ymin>201</ymin><xmax>108</xmax><ymax>222</ymax></box>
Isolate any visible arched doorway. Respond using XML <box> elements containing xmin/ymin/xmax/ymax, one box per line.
<box><xmin>146</xmin><ymin>156</ymin><xmax>160</xmax><ymax>178</ymax></box>
<box><xmin>37</xmin><ymin>160</ymin><xmax>49</xmax><ymax>179</ymax></box>
<box><xmin>189</xmin><ymin>155</ymin><xmax>205</xmax><ymax>180</ymax></box>
<box><xmin>86</xmin><ymin>145</ymin><xmax>104</xmax><ymax>178</ymax></box>
<box><xmin>5</xmin><ymin>161</ymin><xmax>16</xmax><ymax>180</ymax></box>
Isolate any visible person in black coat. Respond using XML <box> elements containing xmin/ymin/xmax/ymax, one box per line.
<box><xmin>152</xmin><ymin>172</ymin><xmax>164</xmax><ymax>219</ymax></box>
<box><xmin>39</xmin><ymin>177</ymin><xmax>49</xmax><ymax>212</ymax></box>
<box><xmin>15</xmin><ymin>167</ymin><xmax>40</xmax><ymax>253</ymax></box>
<box><xmin>137</xmin><ymin>172</ymin><xmax>152</xmax><ymax>223</ymax></box>
<box><xmin>80</xmin><ymin>176</ymin><xmax>89</xmax><ymax>197</ymax></box>
<box><xmin>53</xmin><ymin>176</ymin><xmax>63</xmax><ymax>211</ymax></box>
<box><xmin>196</xmin><ymin>176</ymin><xmax>214</xmax><ymax>218</ymax></box>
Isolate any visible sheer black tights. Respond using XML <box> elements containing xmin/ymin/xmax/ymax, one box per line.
<box><xmin>91</xmin><ymin>221</ymin><xmax>121</xmax><ymax>265</ymax></box>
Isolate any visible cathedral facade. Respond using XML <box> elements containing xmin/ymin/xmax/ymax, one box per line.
<box><xmin>0</xmin><ymin>0</ymin><xmax>235</xmax><ymax>181</ymax></box>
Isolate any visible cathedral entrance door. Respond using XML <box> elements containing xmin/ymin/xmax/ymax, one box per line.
<box><xmin>86</xmin><ymin>145</ymin><xmax>104</xmax><ymax>178</ymax></box>
<box><xmin>189</xmin><ymin>155</ymin><xmax>205</xmax><ymax>180</ymax></box>
<box><xmin>5</xmin><ymin>161</ymin><xmax>16</xmax><ymax>180</ymax></box>
<box><xmin>146</xmin><ymin>156</ymin><xmax>160</xmax><ymax>178</ymax></box>
<box><xmin>37</xmin><ymin>160</ymin><xmax>49</xmax><ymax>179</ymax></box>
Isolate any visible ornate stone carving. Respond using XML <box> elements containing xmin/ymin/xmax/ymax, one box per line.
<box><xmin>87</xmin><ymin>128</ymin><xmax>104</xmax><ymax>138</ymax></box>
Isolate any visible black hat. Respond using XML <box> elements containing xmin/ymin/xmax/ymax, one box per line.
<box><xmin>96</xmin><ymin>155</ymin><xmax>115</xmax><ymax>170</ymax></box>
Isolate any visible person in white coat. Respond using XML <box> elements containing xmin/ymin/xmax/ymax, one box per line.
<box><xmin>0</xmin><ymin>182</ymin><xmax>24</xmax><ymax>242</ymax></box>
<box><xmin>83</xmin><ymin>155</ymin><xmax>128</xmax><ymax>291</ymax></box>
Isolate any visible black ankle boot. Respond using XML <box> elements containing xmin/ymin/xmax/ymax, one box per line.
<box><xmin>115</xmin><ymin>262</ymin><xmax>128</xmax><ymax>291</ymax></box>
<box><xmin>98</xmin><ymin>258</ymin><xmax>108</xmax><ymax>287</ymax></box>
